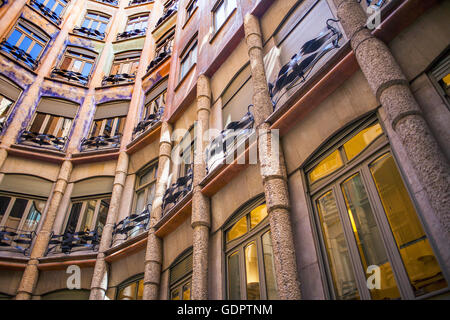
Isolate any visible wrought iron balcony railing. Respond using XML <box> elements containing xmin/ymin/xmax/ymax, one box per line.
<box><xmin>80</xmin><ymin>134</ymin><xmax>122</xmax><ymax>151</ymax></box>
<box><xmin>129</xmin><ymin>0</ymin><xmax>152</xmax><ymax>6</ymax></box>
<box><xmin>116</xmin><ymin>28</ymin><xmax>147</xmax><ymax>41</ymax></box>
<box><xmin>205</xmin><ymin>106</ymin><xmax>254</xmax><ymax>175</ymax></box>
<box><xmin>268</xmin><ymin>19</ymin><xmax>342</xmax><ymax>109</ymax></box>
<box><xmin>112</xmin><ymin>205</ymin><xmax>151</xmax><ymax>244</ymax></box>
<box><xmin>147</xmin><ymin>47</ymin><xmax>171</xmax><ymax>73</ymax></box>
<box><xmin>102</xmin><ymin>73</ymin><xmax>136</xmax><ymax>86</ymax></box>
<box><xmin>73</xmin><ymin>26</ymin><xmax>105</xmax><ymax>40</ymax></box>
<box><xmin>155</xmin><ymin>1</ymin><xmax>178</xmax><ymax>29</ymax></box>
<box><xmin>0</xmin><ymin>0</ymin><xmax>8</xmax><ymax>8</ymax></box>
<box><xmin>0</xmin><ymin>121</ymin><xmax>5</xmax><ymax>134</ymax></box>
<box><xmin>45</xmin><ymin>228</ymin><xmax>100</xmax><ymax>255</ymax></box>
<box><xmin>51</xmin><ymin>68</ymin><xmax>90</xmax><ymax>86</ymax></box>
<box><xmin>0</xmin><ymin>40</ymin><xmax>39</xmax><ymax>70</ymax></box>
<box><xmin>162</xmin><ymin>166</ymin><xmax>193</xmax><ymax>215</ymax></box>
<box><xmin>29</xmin><ymin>0</ymin><xmax>62</xmax><ymax>25</ymax></box>
<box><xmin>133</xmin><ymin>106</ymin><xmax>164</xmax><ymax>139</ymax></box>
<box><xmin>18</xmin><ymin>130</ymin><xmax>68</xmax><ymax>151</ymax></box>
<box><xmin>95</xmin><ymin>0</ymin><xmax>118</xmax><ymax>5</ymax></box>
<box><xmin>0</xmin><ymin>226</ymin><xmax>36</xmax><ymax>256</ymax></box>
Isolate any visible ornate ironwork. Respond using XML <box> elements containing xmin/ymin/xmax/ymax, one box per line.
<box><xmin>0</xmin><ymin>0</ymin><xmax>8</xmax><ymax>8</ymax></box>
<box><xmin>112</xmin><ymin>205</ymin><xmax>151</xmax><ymax>244</ymax></box>
<box><xmin>205</xmin><ymin>105</ymin><xmax>254</xmax><ymax>175</ymax></box>
<box><xmin>129</xmin><ymin>0</ymin><xmax>152</xmax><ymax>6</ymax></box>
<box><xmin>45</xmin><ymin>229</ymin><xmax>100</xmax><ymax>255</ymax></box>
<box><xmin>268</xmin><ymin>19</ymin><xmax>342</xmax><ymax>109</ymax></box>
<box><xmin>162</xmin><ymin>166</ymin><xmax>193</xmax><ymax>214</ymax></box>
<box><xmin>0</xmin><ymin>226</ymin><xmax>36</xmax><ymax>255</ymax></box>
<box><xmin>96</xmin><ymin>0</ymin><xmax>118</xmax><ymax>5</ymax></box>
<box><xmin>51</xmin><ymin>68</ymin><xmax>90</xmax><ymax>86</ymax></box>
<box><xmin>29</xmin><ymin>0</ymin><xmax>62</xmax><ymax>25</ymax></box>
<box><xmin>102</xmin><ymin>73</ymin><xmax>136</xmax><ymax>86</ymax></box>
<box><xmin>80</xmin><ymin>134</ymin><xmax>122</xmax><ymax>151</ymax></box>
<box><xmin>155</xmin><ymin>1</ymin><xmax>178</xmax><ymax>28</ymax></box>
<box><xmin>133</xmin><ymin>106</ymin><xmax>164</xmax><ymax>138</ymax></box>
<box><xmin>116</xmin><ymin>28</ymin><xmax>147</xmax><ymax>41</ymax></box>
<box><xmin>147</xmin><ymin>41</ymin><xmax>172</xmax><ymax>73</ymax></box>
<box><xmin>0</xmin><ymin>40</ymin><xmax>39</xmax><ymax>69</ymax></box>
<box><xmin>18</xmin><ymin>130</ymin><xmax>68</xmax><ymax>150</ymax></box>
<box><xmin>73</xmin><ymin>26</ymin><xmax>105</xmax><ymax>40</ymax></box>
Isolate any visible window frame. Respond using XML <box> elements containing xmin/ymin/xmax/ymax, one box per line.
<box><xmin>39</xmin><ymin>0</ymin><xmax>69</xmax><ymax>17</ymax></box>
<box><xmin>212</xmin><ymin>0</ymin><xmax>237</xmax><ymax>34</ymax></box>
<box><xmin>116</xmin><ymin>274</ymin><xmax>144</xmax><ymax>300</ymax></box>
<box><xmin>28</xmin><ymin>111</ymin><xmax>73</xmax><ymax>138</ymax></box>
<box><xmin>184</xmin><ymin>0</ymin><xmax>198</xmax><ymax>25</ymax></box>
<box><xmin>110</xmin><ymin>50</ymin><xmax>141</xmax><ymax>76</ymax></box>
<box><xmin>169</xmin><ymin>248</ymin><xmax>193</xmax><ymax>300</ymax></box>
<box><xmin>81</xmin><ymin>11</ymin><xmax>111</xmax><ymax>34</ymax></box>
<box><xmin>143</xmin><ymin>90</ymin><xmax>166</xmax><ymax>120</ymax></box>
<box><xmin>179</xmin><ymin>37</ymin><xmax>197</xmax><ymax>82</ymax></box>
<box><xmin>133</xmin><ymin>161</ymin><xmax>158</xmax><ymax>216</ymax></box>
<box><xmin>89</xmin><ymin>115</ymin><xmax>126</xmax><ymax>138</ymax></box>
<box><xmin>125</xmin><ymin>13</ymin><xmax>149</xmax><ymax>32</ymax></box>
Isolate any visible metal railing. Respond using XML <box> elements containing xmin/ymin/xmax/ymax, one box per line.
<box><xmin>73</xmin><ymin>26</ymin><xmax>106</xmax><ymax>40</ymax></box>
<box><xmin>18</xmin><ymin>130</ymin><xmax>68</xmax><ymax>151</ymax></box>
<box><xmin>116</xmin><ymin>28</ymin><xmax>147</xmax><ymax>41</ymax></box>
<box><xmin>95</xmin><ymin>0</ymin><xmax>118</xmax><ymax>6</ymax></box>
<box><xmin>0</xmin><ymin>40</ymin><xmax>39</xmax><ymax>70</ymax></box>
<box><xmin>45</xmin><ymin>228</ymin><xmax>100</xmax><ymax>255</ymax></box>
<box><xmin>0</xmin><ymin>226</ymin><xmax>36</xmax><ymax>256</ymax></box>
<box><xmin>80</xmin><ymin>134</ymin><xmax>122</xmax><ymax>151</ymax></box>
<box><xmin>147</xmin><ymin>41</ymin><xmax>172</xmax><ymax>73</ymax></box>
<box><xmin>154</xmin><ymin>1</ymin><xmax>178</xmax><ymax>29</ymax></box>
<box><xmin>128</xmin><ymin>0</ymin><xmax>152</xmax><ymax>6</ymax></box>
<box><xmin>50</xmin><ymin>68</ymin><xmax>90</xmax><ymax>86</ymax></box>
<box><xmin>132</xmin><ymin>106</ymin><xmax>164</xmax><ymax>139</ymax></box>
<box><xmin>112</xmin><ymin>205</ymin><xmax>151</xmax><ymax>245</ymax></box>
<box><xmin>102</xmin><ymin>73</ymin><xmax>136</xmax><ymax>86</ymax></box>
<box><xmin>29</xmin><ymin>0</ymin><xmax>62</xmax><ymax>25</ymax></box>
<box><xmin>162</xmin><ymin>166</ymin><xmax>193</xmax><ymax>215</ymax></box>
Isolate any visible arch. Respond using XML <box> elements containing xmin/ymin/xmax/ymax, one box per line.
<box><xmin>40</xmin><ymin>288</ymin><xmax>90</xmax><ymax>300</ymax></box>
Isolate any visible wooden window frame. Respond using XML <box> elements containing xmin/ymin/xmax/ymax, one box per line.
<box><xmin>125</xmin><ymin>13</ymin><xmax>149</xmax><ymax>32</ymax></box>
<box><xmin>110</xmin><ymin>51</ymin><xmax>141</xmax><ymax>76</ymax></box>
<box><xmin>89</xmin><ymin>115</ymin><xmax>126</xmax><ymax>138</ymax></box>
<box><xmin>28</xmin><ymin>111</ymin><xmax>73</xmax><ymax>138</ymax></box>
<box><xmin>63</xmin><ymin>196</ymin><xmax>110</xmax><ymax>234</ymax></box>
<box><xmin>116</xmin><ymin>274</ymin><xmax>144</xmax><ymax>300</ymax></box>
<box><xmin>132</xmin><ymin>161</ymin><xmax>158</xmax><ymax>215</ymax></box>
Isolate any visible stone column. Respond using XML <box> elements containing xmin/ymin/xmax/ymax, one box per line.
<box><xmin>15</xmin><ymin>160</ymin><xmax>73</xmax><ymax>300</ymax></box>
<box><xmin>191</xmin><ymin>75</ymin><xmax>211</xmax><ymax>300</ymax></box>
<box><xmin>143</xmin><ymin>121</ymin><xmax>172</xmax><ymax>300</ymax></box>
<box><xmin>333</xmin><ymin>0</ymin><xmax>450</xmax><ymax>233</ymax></box>
<box><xmin>244</xmin><ymin>14</ymin><xmax>301</xmax><ymax>300</ymax></box>
<box><xmin>89</xmin><ymin>151</ymin><xmax>129</xmax><ymax>300</ymax></box>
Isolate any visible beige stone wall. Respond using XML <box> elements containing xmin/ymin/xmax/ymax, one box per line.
<box><xmin>108</xmin><ymin>249</ymin><xmax>145</xmax><ymax>288</ymax></box>
<box><xmin>162</xmin><ymin>218</ymin><xmax>192</xmax><ymax>270</ymax></box>
<box><xmin>0</xmin><ymin>270</ymin><xmax>22</xmax><ymax>296</ymax></box>
<box><xmin>33</xmin><ymin>267</ymin><xmax>94</xmax><ymax>296</ymax></box>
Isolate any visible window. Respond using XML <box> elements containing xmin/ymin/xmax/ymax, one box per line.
<box><xmin>430</xmin><ymin>52</ymin><xmax>450</xmax><ymax>106</ymax></box>
<box><xmin>0</xmin><ymin>94</ymin><xmax>14</xmax><ymax>130</ymax></box>
<box><xmin>81</xmin><ymin>12</ymin><xmax>110</xmax><ymax>34</ymax></box>
<box><xmin>126</xmin><ymin>14</ymin><xmax>149</xmax><ymax>32</ymax></box>
<box><xmin>224</xmin><ymin>198</ymin><xmax>278</xmax><ymax>300</ymax></box>
<box><xmin>110</xmin><ymin>51</ymin><xmax>141</xmax><ymax>76</ymax></box>
<box><xmin>116</xmin><ymin>275</ymin><xmax>144</xmax><ymax>300</ymax></box>
<box><xmin>143</xmin><ymin>90</ymin><xmax>165</xmax><ymax>120</ymax></box>
<box><xmin>185</xmin><ymin>0</ymin><xmax>198</xmax><ymax>22</ymax></box>
<box><xmin>64</xmin><ymin>197</ymin><xmax>110</xmax><ymax>235</ymax></box>
<box><xmin>169</xmin><ymin>250</ymin><xmax>192</xmax><ymax>300</ymax></box>
<box><xmin>179</xmin><ymin>39</ymin><xmax>197</xmax><ymax>80</ymax></box>
<box><xmin>306</xmin><ymin>117</ymin><xmax>448</xmax><ymax>300</ymax></box>
<box><xmin>29</xmin><ymin>112</ymin><xmax>72</xmax><ymax>138</ymax></box>
<box><xmin>2</xmin><ymin>20</ymin><xmax>50</xmax><ymax>69</ymax></box>
<box><xmin>90</xmin><ymin>116</ymin><xmax>125</xmax><ymax>138</ymax></box>
<box><xmin>174</xmin><ymin>125</ymin><xmax>194</xmax><ymax>180</ymax></box>
<box><xmin>213</xmin><ymin>0</ymin><xmax>236</xmax><ymax>32</ymax></box>
<box><xmin>53</xmin><ymin>47</ymin><xmax>97</xmax><ymax>85</ymax></box>
<box><xmin>35</xmin><ymin>0</ymin><xmax>68</xmax><ymax>17</ymax></box>
<box><xmin>0</xmin><ymin>194</ymin><xmax>45</xmax><ymax>233</ymax></box>
<box><xmin>134</xmin><ymin>162</ymin><xmax>157</xmax><ymax>216</ymax></box>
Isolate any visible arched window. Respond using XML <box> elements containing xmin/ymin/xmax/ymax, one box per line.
<box><xmin>52</xmin><ymin>46</ymin><xmax>97</xmax><ymax>85</ymax></box>
<box><xmin>305</xmin><ymin>115</ymin><xmax>448</xmax><ymax>300</ymax></box>
<box><xmin>223</xmin><ymin>196</ymin><xmax>278</xmax><ymax>300</ymax></box>
<box><xmin>116</xmin><ymin>274</ymin><xmax>144</xmax><ymax>300</ymax></box>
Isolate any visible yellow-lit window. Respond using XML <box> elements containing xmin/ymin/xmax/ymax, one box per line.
<box><xmin>343</xmin><ymin>123</ymin><xmax>383</xmax><ymax>161</ymax></box>
<box><xmin>309</xmin><ymin>150</ymin><xmax>343</xmax><ymax>183</ymax></box>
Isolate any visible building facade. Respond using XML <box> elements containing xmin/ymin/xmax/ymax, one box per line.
<box><xmin>0</xmin><ymin>0</ymin><xmax>448</xmax><ymax>300</ymax></box>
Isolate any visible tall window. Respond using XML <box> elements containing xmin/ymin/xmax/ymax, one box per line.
<box><xmin>54</xmin><ymin>47</ymin><xmax>97</xmax><ymax>85</ymax></box>
<box><xmin>179</xmin><ymin>39</ymin><xmax>197</xmax><ymax>80</ymax></box>
<box><xmin>306</xmin><ymin>117</ymin><xmax>448</xmax><ymax>300</ymax></box>
<box><xmin>213</xmin><ymin>0</ymin><xmax>236</xmax><ymax>32</ymax></box>
<box><xmin>185</xmin><ymin>0</ymin><xmax>198</xmax><ymax>22</ymax></box>
<box><xmin>64</xmin><ymin>197</ymin><xmax>110</xmax><ymax>235</ymax></box>
<box><xmin>0</xmin><ymin>195</ymin><xmax>45</xmax><ymax>233</ymax></box>
<box><xmin>110</xmin><ymin>51</ymin><xmax>141</xmax><ymax>76</ymax></box>
<box><xmin>143</xmin><ymin>90</ymin><xmax>165</xmax><ymax>120</ymax></box>
<box><xmin>90</xmin><ymin>116</ymin><xmax>125</xmax><ymax>138</ymax></box>
<box><xmin>126</xmin><ymin>14</ymin><xmax>149</xmax><ymax>32</ymax></box>
<box><xmin>81</xmin><ymin>12</ymin><xmax>110</xmax><ymax>34</ymax></box>
<box><xmin>0</xmin><ymin>95</ymin><xmax>14</xmax><ymax>130</ymax></box>
<box><xmin>174</xmin><ymin>125</ymin><xmax>194</xmax><ymax>180</ymax></box>
<box><xmin>170</xmin><ymin>250</ymin><xmax>192</xmax><ymax>300</ymax></box>
<box><xmin>224</xmin><ymin>198</ymin><xmax>278</xmax><ymax>300</ymax></box>
<box><xmin>134</xmin><ymin>162</ymin><xmax>157</xmax><ymax>216</ymax></box>
<box><xmin>117</xmin><ymin>275</ymin><xmax>143</xmax><ymax>300</ymax></box>
<box><xmin>36</xmin><ymin>0</ymin><xmax>68</xmax><ymax>17</ymax></box>
<box><xmin>29</xmin><ymin>112</ymin><xmax>72</xmax><ymax>138</ymax></box>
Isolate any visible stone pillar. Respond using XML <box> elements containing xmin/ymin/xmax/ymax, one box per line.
<box><xmin>333</xmin><ymin>0</ymin><xmax>450</xmax><ymax>233</ymax></box>
<box><xmin>15</xmin><ymin>160</ymin><xmax>73</xmax><ymax>300</ymax></box>
<box><xmin>244</xmin><ymin>14</ymin><xmax>301</xmax><ymax>300</ymax></box>
<box><xmin>89</xmin><ymin>151</ymin><xmax>129</xmax><ymax>300</ymax></box>
<box><xmin>143</xmin><ymin>122</ymin><xmax>172</xmax><ymax>300</ymax></box>
<box><xmin>191</xmin><ymin>75</ymin><xmax>211</xmax><ymax>300</ymax></box>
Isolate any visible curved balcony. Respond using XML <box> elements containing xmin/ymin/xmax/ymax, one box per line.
<box><xmin>132</xmin><ymin>107</ymin><xmax>164</xmax><ymax>139</ymax></box>
<box><xmin>18</xmin><ymin>130</ymin><xmax>68</xmax><ymax>151</ymax></box>
<box><xmin>102</xmin><ymin>73</ymin><xmax>136</xmax><ymax>86</ymax></box>
<box><xmin>96</xmin><ymin>0</ymin><xmax>118</xmax><ymax>5</ymax></box>
<box><xmin>0</xmin><ymin>40</ymin><xmax>39</xmax><ymax>70</ymax></box>
<box><xmin>80</xmin><ymin>134</ymin><xmax>122</xmax><ymax>152</ymax></box>
<box><xmin>162</xmin><ymin>166</ymin><xmax>193</xmax><ymax>215</ymax></box>
<box><xmin>129</xmin><ymin>0</ymin><xmax>152</xmax><ymax>6</ymax></box>
<box><xmin>205</xmin><ymin>106</ymin><xmax>254</xmax><ymax>175</ymax></box>
<box><xmin>112</xmin><ymin>205</ymin><xmax>151</xmax><ymax>245</ymax></box>
<box><xmin>154</xmin><ymin>1</ymin><xmax>178</xmax><ymax>29</ymax></box>
<box><xmin>29</xmin><ymin>0</ymin><xmax>62</xmax><ymax>25</ymax></box>
<box><xmin>45</xmin><ymin>229</ymin><xmax>100</xmax><ymax>255</ymax></box>
<box><xmin>147</xmin><ymin>48</ymin><xmax>171</xmax><ymax>73</ymax></box>
<box><xmin>0</xmin><ymin>226</ymin><xmax>36</xmax><ymax>256</ymax></box>
<box><xmin>116</xmin><ymin>28</ymin><xmax>147</xmax><ymax>41</ymax></box>
<box><xmin>50</xmin><ymin>68</ymin><xmax>90</xmax><ymax>86</ymax></box>
<box><xmin>72</xmin><ymin>26</ymin><xmax>105</xmax><ymax>41</ymax></box>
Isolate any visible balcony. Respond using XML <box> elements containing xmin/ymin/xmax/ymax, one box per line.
<box><xmin>0</xmin><ymin>40</ymin><xmax>39</xmax><ymax>70</ymax></box>
<box><xmin>162</xmin><ymin>166</ymin><xmax>193</xmax><ymax>215</ymax></box>
<box><xmin>72</xmin><ymin>26</ymin><xmax>106</xmax><ymax>41</ymax></box>
<box><xmin>80</xmin><ymin>134</ymin><xmax>122</xmax><ymax>152</ymax></box>
<box><xmin>147</xmin><ymin>44</ymin><xmax>172</xmax><ymax>73</ymax></box>
<box><xmin>102</xmin><ymin>73</ymin><xmax>136</xmax><ymax>86</ymax></box>
<box><xmin>112</xmin><ymin>206</ymin><xmax>151</xmax><ymax>245</ymax></box>
<box><xmin>45</xmin><ymin>229</ymin><xmax>100</xmax><ymax>255</ymax></box>
<box><xmin>95</xmin><ymin>0</ymin><xmax>118</xmax><ymax>5</ymax></box>
<box><xmin>129</xmin><ymin>0</ymin><xmax>152</xmax><ymax>6</ymax></box>
<box><xmin>18</xmin><ymin>130</ymin><xmax>68</xmax><ymax>151</ymax></box>
<box><xmin>29</xmin><ymin>0</ymin><xmax>62</xmax><ymax>25</ymax></box>
<box><xmin>116</xmin><ymin>28</ymin><xmax>147</xmax><ymax>41</ymax></box>
<box><xmin>132</xmin><ymin>107</ymin><xmax>164</xmax><ymax>139</ymax></box>
<box><xmin>154</xmin><ymin>1</ymin><xmax>178</xmax><ymax>29</ymax></box>
<box><xmin>0</xmin><ymin>226</ymin><xmax>36</xmax><ymax>255</ymax></box>
<box><xmin>50</xmin><ymin>68</ymin><xmax>90</xmax><ymax>86</ymax></box>
<box><xmin>205</xmin><ymin>106</ymin><xmax>254</xmax><ymax>175</ymax></box>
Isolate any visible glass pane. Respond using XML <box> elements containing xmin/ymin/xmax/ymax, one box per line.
<box><xmin>226</xmin><ymin>216</ymin><xmax>247</xmax><ymax>242</ymax></box>
<box><xmin>135</xmin><ymin>190</ymin><xmax>145</xmax><ymax>214</ymax></box>
<box><xmin>29</xmin><ymin>43</ymin><xmax>43</xmax><ymax>60</ymax></box>
<box><xmin>182</xmin><ymin>282</ymin><xmax>191</xmax><ymax>300</ymax></box>
<box><xmin>95</xmin><ymin>199</ymin><xmax>109</xmax><ymax>234</ymax></box>
<box><xmin>58</xmin><ymin>118</ymin><xmax>72</xmax><ymax>138</ymax></box>
<box><xmin>309</xmin><ymin>150</ymin><xmax>343</xmax><ymax>183</ymax></box>
<box><xmin>43</xmin><ymin>115</ymin><xmax>59</xmax><ymax>135</ymax></box>
<box><xmin>7</xmin><ymin>30</ymin><xmax>22</xmax><ymax>46</ymax></box>
<box><xmin>0</xmin><ymin>196</ymin><xmax>12</xmax><ymax>224</ymax></box>
<box><xmin>171</xmin><ymin>288</ymin><xmax>180</xmax><ymax>300</ymax></box>
<box><xmin>98</xmin><ymin>22</ymin><xmax>107</xmax><ymax>34</ymax></box>
<box><xmin>18</xmin><ymin>36</ymin><xmax>32</xmax><ymax>52</ymax></box>
<box><xmin>0</xmin><ymin>96</ymin><xmax>13</xmax><ymax>123</ymax></box>
<box><xmin>4</xmin><ymin>198</ymin><xmax>28</xmax><ymax>230</ymax></box>
<box><xmin>117</xmin><ymin>282</ymin><xmax>136</xmax><ymax>300</ymax></box>
<box><xmin>22</xmin><ymin>200</ymin><xmax>45</xmax><ymax>232</ymax></box>
<box><xmin>262</xmin><ymin>231</ymin><xmax>278</xmax><ymax>299</ymax></box>
<box><xmin>316</xmin><ymin>191</ymin><xmax>359</xmax><ymax>300</ymax></box>
<box><xmin>80</xmin><ymin>200</ymin><xmax>96</xmax><ymax>232</ymax></box>
<box><xmin>54</xmin><ymin>4</ymin><xmax>64</xmax><ymax>16</ymax></box>
<box><xmin>82</xmin><ymin>18</ymin><xmax>91</xmax><ymax>29</ymax></box>
<box><xmin>115</xmin><ymin>117</ymin><xmax>125</xmax><ymax>135</ymax></box>
<box><xmin>65</xmin><ymin>202</ymin><xmax>82</xmax><ymax>234</ymax></box>
<box><xmin>343</xmin><ymin>123</ymin><xmax>383</xmax><ymax>161</ymax></box>
<box><xmin>139</xmin><ymin>167</ymin><xmax>154</xmax><ymax>186</ymax></box>
<box><xmin>341</xmin><ymin>173</ymin><xmax>401</xmax><ymax>300</ymax></box>
<box><xmin>228</xmin><ymin>251</ymin><xmax>241</xmax><ymax>299</ymax></box>
<box><xmin>245</xmin><ymin>242</ymin><xmax>260</xmax><ymax>300</ymax></box>
<box><xmin>30</xmin><ymin>113</ymin><xmax>46</xmax><ymax>133</ymax></box>
<box><xmin>137</xmin><ymin>279</ymin><xmax>144</xmax><ymax>300</ymax></box>
<box><xmin>91</xmin><ymin>120</ymin><xmax>102</xmax><ymax>137</ymax></box>
<box><xmin>369</xmin><ymin>153</ymin><xmax>448</xmax><ymax>296</ymax></box>
<box><xmin>72</xmin><ymin>60</ymin><xmax>82</xmax><ymax>73</ymax></box>
<box><xmin>146</xmin><ymin>183</ymin><xmax>156</xmax><ymax>209</ymax></box>
<box><xmin>81</xmin><ymin>63</ymin><xmax>92</xmax><ymax>77</ymax></box>
<box><xmin>250</xmin><ymin>204</ymin><xmax>268</xmax><ymax>229</ymax></box>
